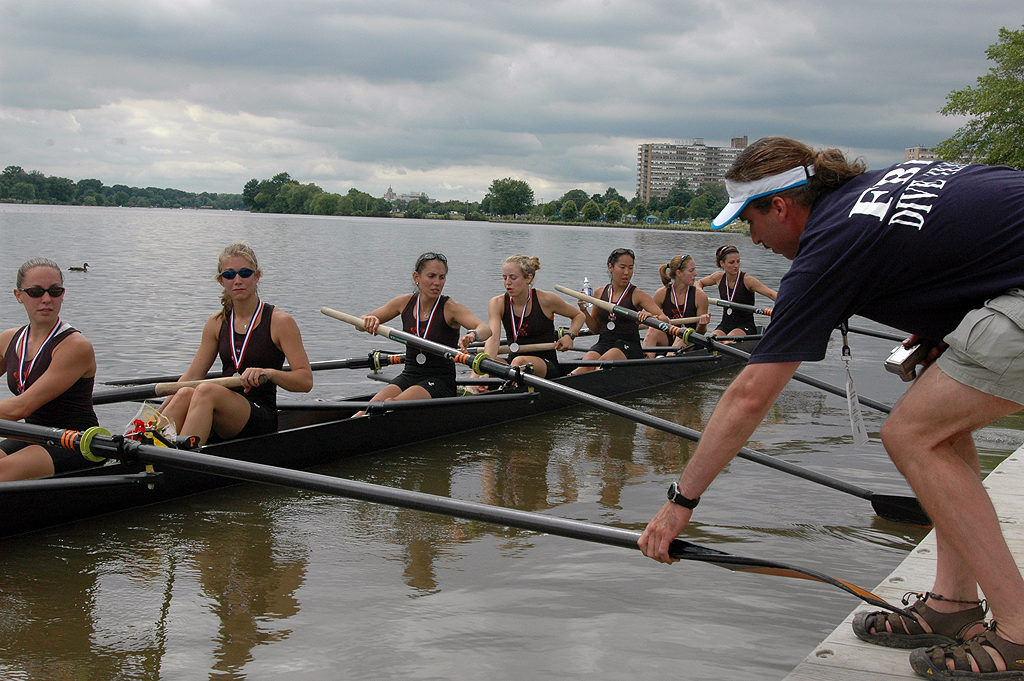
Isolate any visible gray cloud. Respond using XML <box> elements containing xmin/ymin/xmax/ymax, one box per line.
<box><xmin>1</xmin><ymin>1</ymin><xmax>1019</xmax><ymax>200</ymax></box>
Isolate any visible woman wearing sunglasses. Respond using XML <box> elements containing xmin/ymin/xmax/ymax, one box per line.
<box><xmin>642</xmin><ymin>254</ymin><xmax>711</xmax><ymax>356</ymax></box>
<box><xmin>0</xmin><ymin>257</ymin><xmax>101</xmax><ymax>480</ymax></box>
<box><xmin>570</xmin><ymin>247</ymin><xmax>664</xmax><ymax>375</ymax></box>
<box><xmin>160</xmin><ymin>242</ymin><xmax>313</xmax><ymax>445</ymax></box>
<box><xmin>357</xmin><ymin>252</ymin><xmax>489</xmax><ymax>409</ymax></box>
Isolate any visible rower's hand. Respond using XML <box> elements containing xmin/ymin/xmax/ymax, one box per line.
<box><xmin>698</xmin><ymin>313</ymin><xmax>711</xmax><ymax>326</ymax></box>
<box><xmin>638</xmin><ymin>501</ymin><xmax>693</xmax><ymax>564</ymax></box>
<box><xmin>458</xmin><ymin>331</ymin><xmax>478</xmax><ymax>351</ymax></box>
<box><xmin>637</xmin><ymin>310</ymin><xmax>651</xmax><ymax>323</ymax></box>
<box><xmin>239</xmin><ymin>368</ymin><xmax>269</xmax><ymax>393</ymax></box>
<box><xmin>555</xmin><ymin>335</ymin><xmax>574</xmax><ymax>351</ymax></box>
<box><xmin>362</xmin><ymin>315</ymin><xmax>380</xmax><ymax>335</ymax></box>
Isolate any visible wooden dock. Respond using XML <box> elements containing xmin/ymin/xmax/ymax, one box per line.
<box><xmin>783</xmin><ymin>444</ymin><xmax>1024</xmax><ymax>680</ymax></box>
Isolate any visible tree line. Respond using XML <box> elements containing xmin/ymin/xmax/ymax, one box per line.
<box><xmin>0</xmin><ymin>165</ymin><xmax>245</xmax><ymax>209</ymax></box>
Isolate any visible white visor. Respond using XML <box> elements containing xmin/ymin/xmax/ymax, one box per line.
<box><xmin>711</xmin><ymin>165</ymin><xmax>815</xmax><ymax>229</ymax></box>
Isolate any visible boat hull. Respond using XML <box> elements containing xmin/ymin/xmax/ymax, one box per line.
<box><xmin>0</xmin><ymin>343</ymin><xmax>753</xmax><ymax>538</ymax></box>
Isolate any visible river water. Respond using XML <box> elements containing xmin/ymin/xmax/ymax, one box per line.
<box><xmin>0</xmin><ymin>204</ymin><xmax>1020</xmax><ymax>680</ymax></box>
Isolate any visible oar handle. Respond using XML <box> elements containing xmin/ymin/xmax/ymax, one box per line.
<box><xmin>496</xmin><ymin>342</ymin><xmax>557</xmax><ymax>354</ymax></box>
<box><xmin>153</xmin><ymin>375</ymin><xmax>246</xmax><ymax>396</ymax></box>
<box><xmin>669</xmin><ymin>316</ymin><xmax>702</xmax><ymax>325</ymax></box>
<box><xmin>321</xmin><ymin>308</ymin><xmax>402</xmax><ymax>340</ymax></box>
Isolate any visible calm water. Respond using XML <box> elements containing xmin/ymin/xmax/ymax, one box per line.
<box><xmin>0</xmin><ymin>204</ymin><xmax>1021</xmax><ymax>681</ymax></box>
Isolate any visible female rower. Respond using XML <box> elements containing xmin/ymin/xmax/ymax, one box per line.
<box><xmin>642</xmin><ymin>254</ymin><xmax>711</xmax><ymax>356</ymax></box>
<box><xmin>571</xmin><ymin>247</ymin><xmax>664</xmax><ymax>375</ymax></box>
<box><xmin>358</xmin><ymin>252</ymin><xmax>489</xmax><ymax>409</ymax></box>
<box><xmin>0</xmin><ymin>258</ymin><xmax>100</xmax><ymax>480</ymax></box>
<box><xmin>160</xmin><ymin>243</ymin><xmax>313</xmax><ymax>446</ymax></box>
<box><xmin>480</xmin><ymin>255</ymin><xmax>585</xmax><ymax>379</ymax></box>
<box><xmin>698</xmin><ymin>243</ymin><xmax>777</xmax><ymax>337</ymax></box>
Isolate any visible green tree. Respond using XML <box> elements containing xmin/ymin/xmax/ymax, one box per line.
<box><xmin>633</xmin><ymin>202</ymin><xmax>648</xmax><ymax>222</ymax></box>
<box><xmin>486</xmin><ymin>177</ymin><xmax>534</xmax><ymax>216</ymax></box>
<box><xmin>604</xmin><ymin>199</ymin><xmax>624</xmax><ymax>222</ymax></box>
<box><xmin>603</xmin><ymin>187</ymin><xmax>626</xmax><ymax>206</ymax></box>
<box><xmin>558</xmin><ymin>189</ymin><xmax>589</xmax><ymax>207</ymax></box>
<box><xmin>936</xmin><ymin>25</ymin><xmax>1024</xmax><ymax>168</ymax></box>
<box><xmin>561</xmin><ymin>199</ymin><xmax>578</xmax><ymax>220</ymax></box>
<box><xmin>581</xmin><ymin>199</ymin><xmax>602</xmax><ymax>221</ymax></box>
<box><xmin>686</xmin><ymin>194</ymin><xmax>713</xmax><ymax>219</ymax></box>
<box><xmin>11</xmin><ymin>182</ymin><xmax>36</xmax><ymax>202</ymax></box>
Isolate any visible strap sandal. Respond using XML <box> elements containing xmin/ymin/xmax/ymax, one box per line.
<box><xmin>852</xmin><ymin>591</ymin><xmax>987</xmax><ymax>649</ymax></box>
<box><xmin>909</xmin><ymin>621</ymin><xmax>1024</xmax><ymax>680</ymax></box>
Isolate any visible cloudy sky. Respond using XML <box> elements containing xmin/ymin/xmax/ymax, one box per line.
<box><xmin>1</xmin><ymin>1</ymin><xmax>1019</xmax><ymax>203</ymax></box>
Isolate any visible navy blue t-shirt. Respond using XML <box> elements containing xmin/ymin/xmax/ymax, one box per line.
<box><xmin>750</xmin><ymin>160</ymin><xmax>1024</xmax><ymax>364</ymax></box>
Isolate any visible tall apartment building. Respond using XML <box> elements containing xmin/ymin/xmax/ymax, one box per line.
<box><xmin>636</xmin><ymin>136</ymin><xmax>748</xmax><ymax>203</ymax></box>
<box><xmin>905</xmin><ymin>146</ymin><xmax>937</xmax><ymax>161</ymax></box>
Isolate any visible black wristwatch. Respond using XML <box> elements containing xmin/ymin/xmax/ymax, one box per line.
<box><xmin>568</xmin><ymin>331</ymin><xmax>577</xmax><ymax>339</ymax></box>
<box><xmin>667</xmin><ymin>482</ymin><xmax>700</xmax><ymax>509</ymax></box>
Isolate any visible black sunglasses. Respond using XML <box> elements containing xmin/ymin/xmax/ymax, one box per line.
<box><xmin>219</xmin><ymin>268</ymin><xmax>256</xmax><ymax>280</ymax></box>
<box><xmin>19</xmin><ymin>285</ymin><xmax>65</xmax><ymax>298</ymax></box>
<box><xmin>416</xmin><ymin>252</ymin><xmax>447</xmax><ymax>267</ymax></box>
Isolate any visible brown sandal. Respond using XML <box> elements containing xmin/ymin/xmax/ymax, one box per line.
<box><xmin>910</xmin><ymin>622</ymin><xmax>1024</xmax><ymax>679</ymax></box>
<box><xmin>852</xmin><ymin>591</ymin><xmax>987</xmax><ymax>649</ymax></box>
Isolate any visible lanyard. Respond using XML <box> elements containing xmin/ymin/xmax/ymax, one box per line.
<box><xmin>230</xmin><ymin>299</ymin><xmax>263</xmax><ymax>373</ymax></box>
<box><xmin>670</xmin><ymin>284</ymin><xmax>689</xmax><ymax>316</ymax></box>
<box><xmin>415</xmin><ymin>294</ymin><xmax>442</xmax><ymax>339</ymax></box>
<box><xmin>724</xmin><ymin>272</ymin><xmax>741</xmax><ymax>302</ymax></box>
<box><xmin>607</xmin><ymin>282</ymin><xmax>632</xmax><ymax>320</ymax></box>
<box><xmin>16</xmin><ymin>319</ymin><xmax>66</xmax><ymax>394</ymax></box>
<box><xmin>839</xmin><ymin>321</ymin><xmax>869</xmax><ymax>445</ymax></box>
<box><xmin>510</xmin><ymin>289</ymin><xmax>531</xmax><ymax>342</ymax></box>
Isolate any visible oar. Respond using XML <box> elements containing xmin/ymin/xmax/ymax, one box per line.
<box><xmin>93</xmin><ymin>374</ymin><xmax>275</xmax><ymax>406</ymax></box>
<box><xmin>557</xmin><ymin>285</ymin><xmax>895</xmax><ymax>415</ymax></box>
<box><xmin>707</xmin><ymin>297</ymin><xmax>774</xmax><ymax>317</ymax></box>
<box><xmin>0</xmin><ymin>419</ymin><xmax>906</xmax><ymax>615</ymax></box>
<box><xmin>708</xmin><ymin>299</ymin><xmax>907</xmax><ymax>344</ymax></box>
<box><xmin>102</xmin><ymin>352</ymin><xmax>403</xmax><ymax>386</ymax></box>
<box><xmin>321</xmin><ymin>307</ymin><xmax>928</xmax><ymax>525</ymax></box>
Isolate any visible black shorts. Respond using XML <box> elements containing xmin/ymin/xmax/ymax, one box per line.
<box><xmin>587</xmin><ymin>334</ymin><xmax>644</xmax><ymax>360</ymax></box>
<box><xmin>715</xmin><ymin>312</ymin><xmax>758</xmax><ymax>335</ymax></box>
<box><xmin>390</xmin><ymin>370</ymin><xmax>458</xmax><ymax>399</ymax></box>
<box><xmin>509</xmin><ymin>351</ymin><xmax>562</xmax><ymax>379</ymax></box>
<box><xmin>0</xmin><ymin>437</ymin><xmax>104</xmax><ymax>474</ymax></box>
<box><xmin>236</xmin><ymin>400</ymin><xmax>279</xmax><ymax>438</ymax></box>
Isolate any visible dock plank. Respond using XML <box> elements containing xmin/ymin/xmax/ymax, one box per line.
<box><xmin>783</xmin><ymin>444</ymin><xmax>1024</xmax><ymax>680</ymax></box>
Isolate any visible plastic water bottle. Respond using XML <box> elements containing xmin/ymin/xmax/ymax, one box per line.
<box><xmin>582</xmin><ymin>277</ymin><xmax>593</xmax><ymax>312</ymax></box>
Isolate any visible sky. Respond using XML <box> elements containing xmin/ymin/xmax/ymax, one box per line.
<box><xmin>1</xmin><ymin>1</ymin><xmax>1020</xmax><ymax>203</ymax></box>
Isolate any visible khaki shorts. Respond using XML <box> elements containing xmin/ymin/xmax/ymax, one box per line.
<box><xmin>937</xmin><ymin>288</ymin><xmax>1024</xmax><ymax>406</ymax></box>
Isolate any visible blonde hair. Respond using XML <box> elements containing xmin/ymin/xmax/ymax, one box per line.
<box><xmin>659</xmin><ymin>254</ymin><xmax>693</xmax><ymax>286</ymax></box>
<box><xmin>17</xmin><ymin>257</ymin><xmax>62</xmax><ymax>288</ymax></box>
<box><xmin>504</xmin><ymin>254</ymin><xmax>541</xmax><ymax>279</ymax></box>
<box><xmin>216</xmin><ymin>242</ymin><xmax>260</xmax><ymax>318</ymax></box>
<box><xmin>728</xmin><ymin>136</ymin><xmax>867</xmax><ymax>213</ymax></box>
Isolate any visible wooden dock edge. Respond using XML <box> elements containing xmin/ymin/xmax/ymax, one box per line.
<box><xmin>782</xmin><ymin>444</ymin><xmax>1024</xmax><ymax>680</ymax></box>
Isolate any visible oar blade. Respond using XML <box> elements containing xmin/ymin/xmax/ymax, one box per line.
<box><xmin>871</xmin><ymin>493</ymin><xmax>931</xmax><ymax>526</ymax></box>
<box><xmin>669</xmin><ymin>537</ymin><xmax>905</xmax><ymax>615</ymax></box>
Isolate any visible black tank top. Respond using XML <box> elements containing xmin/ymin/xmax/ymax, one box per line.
<box><xmin>717</xmin><ymin>272</ymin><xmax>755</xmax><ymax>328</ymax></box>
<box><xmin>501</xmin><ymin>292</ymin><xmax>556</xmax><ymax>346</ymax></box>
<box><xmin>400</xmin><ymin>295</ymin><xmax>459</xmax><ymax>373</ymax></box>
<box><xmin>218</xmin><ymin>303</ymin><xmax>285</xmax><ymax>410</ymax></box>
<box><xmin>659</xmin><ymin>284</ymin><xmax>698</xmax><ymax>328</ymax></box>
<box><xmin>4</xmin><ymin>323</ymin><xmax>98</xmax><ymax>430</ymax></box>
<box><xmin>596</xmin><ymin>284</ymin><xmax>640</xmax><ymax>338</ymax></box>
